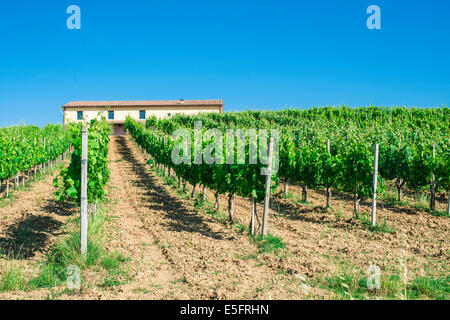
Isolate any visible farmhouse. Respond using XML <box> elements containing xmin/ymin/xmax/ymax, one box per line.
<box><xmin>62</xmin><ymin>99</ymin><xmax>223</xmax><ymax>135</ymax></box>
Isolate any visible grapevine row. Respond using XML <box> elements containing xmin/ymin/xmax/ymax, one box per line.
<box><xmin>54</xmin><ymin>118</ymin><xmax>111</xmax><ymax>204</ymax></box>
<box><xmin>0</xmin><ymin>124</ymin><xmax>72</xmax><ymax>196</ymax></box>
<box><xmin>146</xmin><ymin>106</ymin><xmax>449</xmax><ymax>216</ymax></box>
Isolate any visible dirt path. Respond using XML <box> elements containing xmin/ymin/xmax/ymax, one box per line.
<box><xmin>0</xmin><ymin>166</ymin><xmax>74</xmax><ymax>263</ymax></box>
<box><xmin>2</xmin><ymin>135</ymin><xmax>446</xmax><ymax>299</ymax></box>
<box><xmin>97</xmin><ymin>136</ymin><xmax>448</xmax><ymax>299</ymax></box>
<box><xmin>202</xmin><ymin>175</ymin><xmax>450</xmax><ymax>286</ymax></box>
<box><xmin>85</xmin><ymin>136</ymin><xmax>313</xmax><ymax>299</ymax></box>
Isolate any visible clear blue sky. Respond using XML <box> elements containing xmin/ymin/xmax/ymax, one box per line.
<box><xmin>0</xmin><ymin>0</ymin><xmax>449</xmax><ymax>127</ymax></box>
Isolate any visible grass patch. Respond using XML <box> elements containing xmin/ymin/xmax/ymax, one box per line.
<box><xmin>282</xmin><ymin>192</ymin><xmax>293</xmax><ymax>199</ymax></box>
<box><xmin>430</xmin><ymin>210</ymin><xmax>449</xmax><ymax>218</ymax></box>
<box><xmin>0</xmin><ymin>195</ymin><xmax>17</xmax><ymax>209</ymax></box>
<box><xmin>407</xmin><ymin>276</ymin><xmax>449</xmax><ymax>300</ymax></box>
<box><xmin>28</xmin><ymin>201</ymin><xmax>128</xmax><ymax>290</ymax></box>
<box><xmin>381</xmin><ymin>186</ymin><xmax>400</xmax><ymax>205</ymax></box>
<box><xmin>234</xmin><ymin>223</ymin><xmax>249</xmax><ymax>234</ymax></box>
<box><xmin>234</xmin><ymin>253</ymin><xmax>258</xmax><ymax>260</ymax></box>
<box><xmin>323</xmin><ymin>262</ymin><xmax>449</xmax><ymax>300</ymax></box>
<box><xmin>102</xmin><ymin>274</ymin><xmax>126</xmax><ymax>288</ymax></box>
<box><xmin>413</xmin><ymin>192</ymin><xmax>430</xmax><ymax>211</ymax></box>
<box><xmin>101</xmin><ymin>252</ymin><xmax>128</xmax><ymax>270</ymax></box>
<box><xmin>334</xmin><ymin>207</ymin><xmax>344</xmax><ymax>220</ymax></box>
<box><xmin>356</xmin><ymin>212</ymin><xmax>396</xmax><ymax>234</ymax></box>
<box><xmin>0</xmin><ymin>265</ymin><xmax>28</xmax><ymax>292</ymax></box>
<box><xmin>252</xmin><ymin>234</ymin><xmax>286</xmax><ymax>254</ymax></box>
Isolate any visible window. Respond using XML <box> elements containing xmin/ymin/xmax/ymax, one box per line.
<box><xmin>77</xmin><ymin>111</ymin><xmax>83</xmax><ymax>120</ymax></box>
<box><xmin>108</xmin><ymin>110</ymin><xmax>114</xmax><ymax>120</ymax></box>
<box><xmin>167</xmin><ymin>113</ymin><xmax>172</xmax><ymax>117</ymax></box>
<box><xmin>139</xmin><ymin>110</ymin><xmax>146</xmax><ymax>120</ymax></box>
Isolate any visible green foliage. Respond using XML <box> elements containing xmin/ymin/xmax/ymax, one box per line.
<box><xmin>29</xmin><ymin>204</ymin><xmax>127</xmax><ymax>289</ymax></box>
<box><xmin>252</xmin><ymin>234</ymin><xmax>285</xmax><ymax>254</ymax></box>
<box><xmin>408</xmin><ymin>276</ymin><xmax>449</xmax><ymax>300</ymax></box>
<box><xmin>0</xmin><ymin>265</ymin><xmax>28</xmax><ymax>292</ymax></box>
<box><xmin>140</xmin><ymin>106</ymin><xmax>448</xmax><ymax>211</ymax></box>
<box><xmin>126</xmin><ymin>117</ymin><xmax>278</xmax><ymax>202</ymax></box>
<box><xmin>0</xmin><ymin>124</ymin><xmax>71</xmax><ymax>181</ymax></box>
<box><xmin>356</xmin><ymin>213</ymin><xmax>396</xmax><ymax>234</ymax></box>
<box><xmin>55</xmin><ymin>118</ymin><xmax>111</xmax><ymax>203</ymax></box>
<box><xmin>325</xmin><ymin>269</ymin><xmax>449</xmax><ymax>300</ymax></box>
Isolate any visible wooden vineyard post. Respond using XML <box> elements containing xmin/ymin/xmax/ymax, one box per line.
<box><xmin>228</xmin><ymin>193</ymin><xmax>235</xmax><ymax>222</ymax></box>
<box><xmin>371</xmin><ymin>143</ymin><xmax>379</xmax><ymax>227</ymax></box>
<box><xmin>202</xmin><ymin>185</ymin><xmax>207</xmax><ymax>202</ymax></box>
<box><xmin>163</xmin><ymin>137</ymin><xmax>167</xmax><ymax>177</ymax></box>
<box><xmin>447</xmin><ymin>190</ymin><xmax>450</xmax><ymax>217</ymax></box>
<box><xmin>214</xmin><ymin>192</ymin><xmax>219</xmax><ymax>211</ymax></box>
<box><xmin>284</xmin><ymin>178</ymin><xmax>289</xmax><ymax>196</ymax></box>
<box><xmin>262</xmin><ymin>137</ymin><xmax>274</xmax><ymax>237</ymax></box>
<box><xmin>34</xmin><ymin>137</ymin><xmax>37</xmax><ymax>178</ymax></box>
<box><xmin>250</xmin><ymin>196</ymin><xmax>256</xmax><ymax>235</ymax></box>
<box><xmin>326</xmin><ymin>139</ymin><xmax>331</xmax><ymax>208</ymax></box>
<box><xmin>5</xmin><ymin>180</ymin><xmax>9</xmax><ymax>198</ymax></box>
<box><xmin>80</xmin><ymin>126</ymin><xmax>88</xmax><ymax>258</ymax></box>
<box><xmin>430</xmin><ymin>144</ymin><xmax>436</xmax><ymax>212</ymax></box>
<box><xmin>43</xmin><ymin>138</ymin><xmax>46</xmax><ymax>174</ymax></box>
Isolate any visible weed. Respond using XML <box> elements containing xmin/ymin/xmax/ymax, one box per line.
<box><xmin>0</xmin><ymin>265</ymin><xmax>28</xmax><ymax>292</ymax></box>
<box><xmin>29</xmin><ymin>202</ymin><xmax>127</xmax><ymax>289</ymax></box>
<box><xmin>252</xmin><ymin>234</ymin><xmax>286</xmax><ymax>254</ymax></box>
<box><xmin>430</xmin><ymin>210</ymin><xmax>448</xmax><ymax>218</ymax></box>
<box><xmin>356</xmin><ymin>212</ymin><xmax>395</xmax><ymax>234</ymax></box>
<box><xmin>413</xmin><ymin>192</ymin><xmax>430</xmax><ymax>211</ymax></box>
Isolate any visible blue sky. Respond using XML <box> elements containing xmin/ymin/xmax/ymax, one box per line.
<box><xmin>0</xmin><ymin>0</ymin><xmax>449</xmax><ymax>127</ymax></box>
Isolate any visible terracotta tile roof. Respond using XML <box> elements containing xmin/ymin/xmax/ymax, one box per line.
<box><xmin>63</xmin><ymin>100</ymin><xmax>223</xmax><ymax>108</ymax></box>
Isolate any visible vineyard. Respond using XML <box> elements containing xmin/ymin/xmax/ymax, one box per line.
<box><xmin>0</xmin><ymin>124</ymin><xmax>72</xmax><ymax>198</ymax></box>
<box><xmin>0</xmin><ymin>106</ymin><xmax>448</xmax><ymax>300</ymax></box>
<box><xmin>126</xmin><ymin>107</ymin><xmax>450</xmax><ymax>223</ymax></box>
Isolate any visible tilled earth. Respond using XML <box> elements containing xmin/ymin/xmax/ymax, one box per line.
<box><xmin>0</xmin><ymin>135</ymin><xmax>448</xmax><ymax>299</ymax></box>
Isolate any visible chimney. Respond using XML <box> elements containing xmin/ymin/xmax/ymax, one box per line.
<box><xmin>180</xmin><ymin>99</ymin><xmax>184</xmax><ymax>104</ymax></box>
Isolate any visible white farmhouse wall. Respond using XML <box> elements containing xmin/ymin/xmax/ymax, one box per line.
<box><xmin>64</xmin><ymin>106</ymin><xmax>221</xmax><ymax>124</ymax></box>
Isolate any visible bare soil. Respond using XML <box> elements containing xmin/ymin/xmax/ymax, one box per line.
<box><xmin>0</xmin><ymin>136</ymin><xmax>448</xmax><ymax>300</ymax></box>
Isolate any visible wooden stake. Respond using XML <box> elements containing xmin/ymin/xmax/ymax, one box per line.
<box><xmin>228</xmin><ymin>193</ymin><xmax>235</xmax><ymax>222</ymax></box>
<box><xmin>371</xmin><ymin>143</ymin><xmax>379</xmax><ymax>226</ymax></box>
<box><xmin>301</xmin><ymin>183</ymin><xmax>307</xmax><ymax>202</ymax></box>
<box><xmin>283</xmin><ymin>178</ymin><xmax>289</xmax><ymax>196</ymax></box>
<box><xmin>262</xmin><ymin>137</ymin><xmax>274</xmax><ymax>237</ymax></box>
<box><xmin>80</xmin><ymin>126</ymin><xmax>88</xmax><ymax>258</ymax></box>
<box><xmin>354</xmin><ymin>193</ymin><xmax>360</xmax><ymax>218</ymax></box>
<box><xmin>326</xmin><ymin>139</ymin><xmax>331</xmax><ymax>208</ymax></box>
<box><xmin>214</xmin><ymin>192</ymin><xmax>219</xmax><ymax>211</ymax></box>
<box><xmin>202</xmin><ymin>185</ymin><xmax>207</xmax><ymax>202</ymax></box>
<box><xmin>191</xmin><ymin>184</ymin><xmax>196</xmax><ymax>198</ymax></box>
<box><xmin>447</xmin><ymin>190</ymin><xmax>450</xmax><ymax>217</ymax></box>
<box><xmin>250</xmin><ymin>196</ymin><xmax>256</xmax><ymax>235</ymax></box>
<box><xmin>430</xmin><ymin>144</ymin><xmax>436</xmax><ymax>211</ymax></box>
